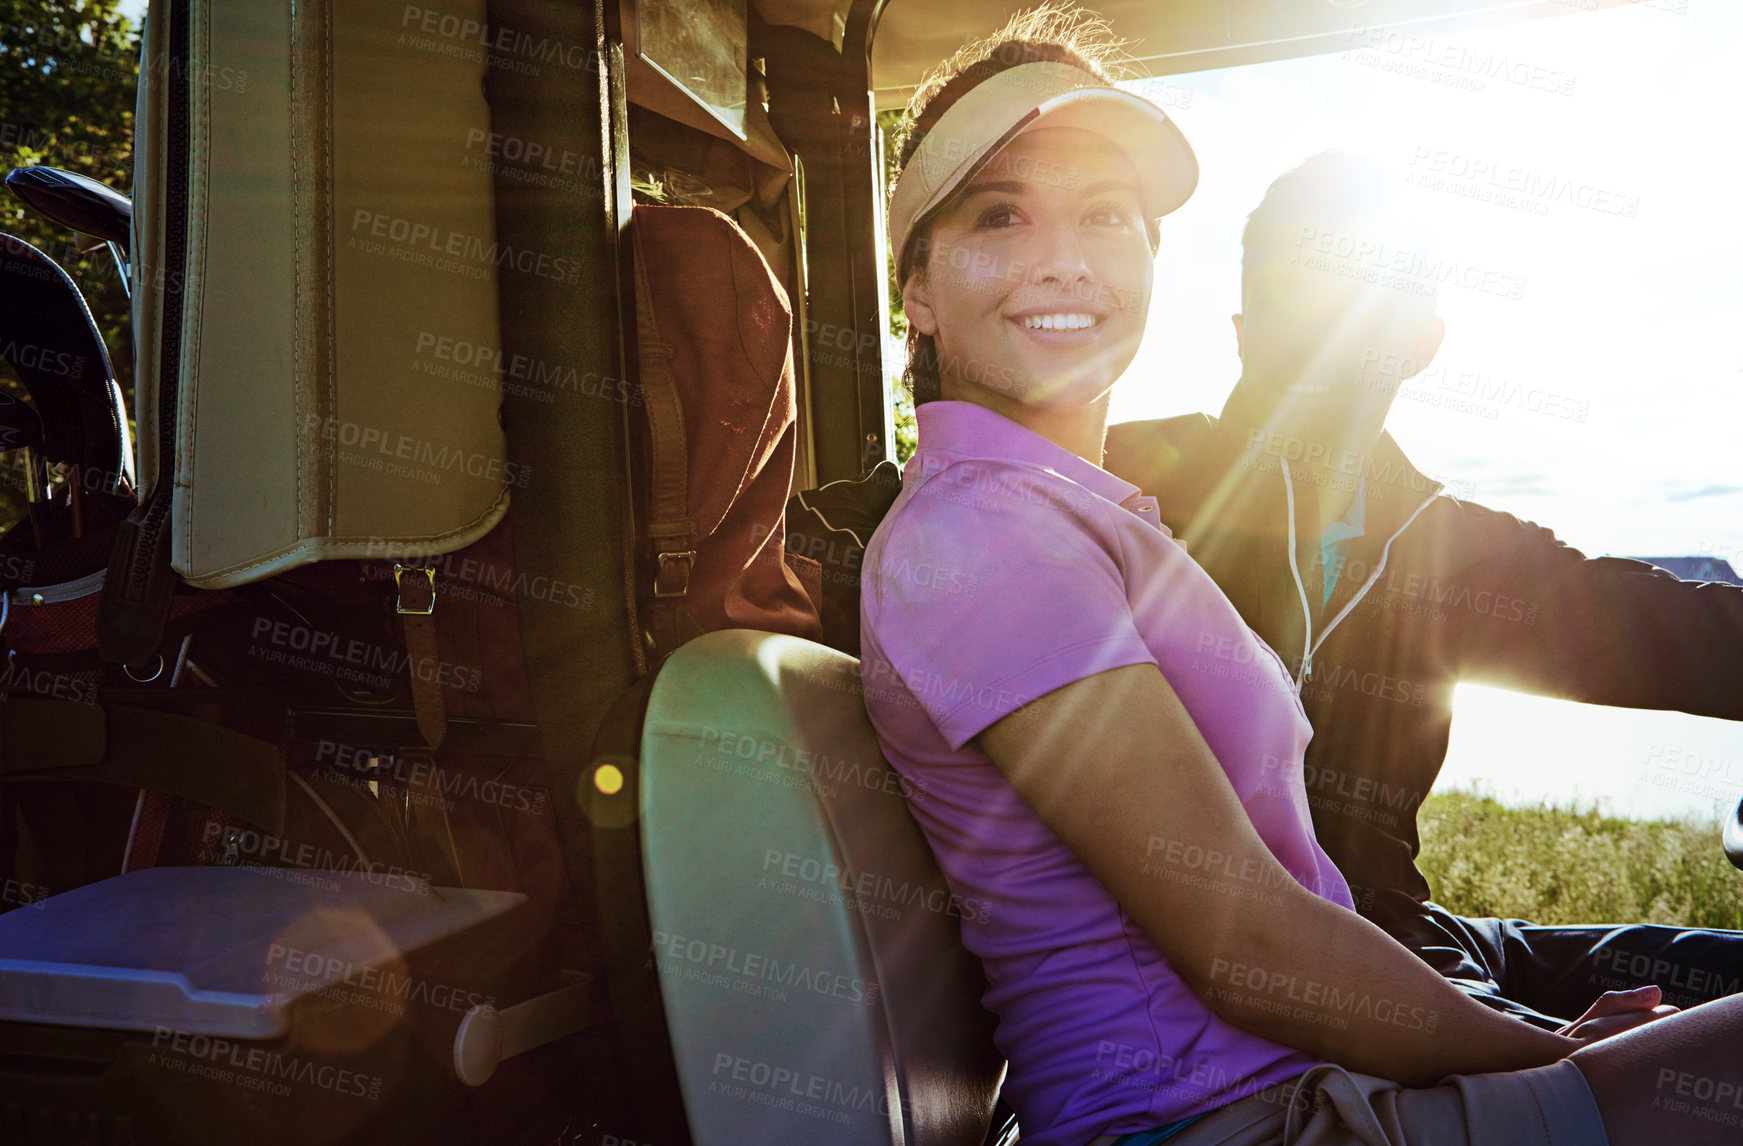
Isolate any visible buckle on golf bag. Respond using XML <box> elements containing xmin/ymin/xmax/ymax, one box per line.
<box><xmin>653</xmin><ymin>550</ymin><xmax>696</xmax><ymax>599</ymax></box>
<box><xmin>393</xmin><ymin>564</ymin><xmax>437</xmax><ymax>615</ymax></box>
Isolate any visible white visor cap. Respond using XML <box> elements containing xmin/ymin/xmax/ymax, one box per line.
<box><xmin>889</xmin><ymin>60</ymin><xmax>1199</xmax><ymax>276</ymax></box>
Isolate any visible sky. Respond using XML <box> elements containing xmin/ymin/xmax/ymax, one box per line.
<box><xmin>1117</xmin><ymin>0</ymin><xmax>1742</xmax><ymax>565</ymax></box>
<box><xmin>1111</xmin><ymin>1</ymin><xmax>1743</xmax><ymax>820</ymax></box>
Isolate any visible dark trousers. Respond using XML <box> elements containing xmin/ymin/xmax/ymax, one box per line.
<box><xmin>1384</xmin><ymin>902</ymin><xmax>1743</xmax><ymax>1030</ymax></box>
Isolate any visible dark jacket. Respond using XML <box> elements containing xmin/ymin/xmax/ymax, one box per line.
<box><xmin>1104</xmin><ymin>386</ymin><xmax>1743</xmax><ymax>927</ymax></box>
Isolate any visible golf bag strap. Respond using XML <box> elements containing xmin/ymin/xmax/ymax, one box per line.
<box><xmin>394</xmin><ymin>563</ymin><xmax>448</xmax><ymax>750</ymax></box>
<box><xmin>96</xmin><ymin>485</ymin><xmax>179</xmax><ymax>671</ymax></box>
<box><xmin>630</xmin><ymin>221</ymin><xmax>697</xmax><ymax>659</ymax></box>
<box><xmin>0</xmin><ymin>699</ymin><xmax>287</xmax><ymax>832</ymax></box>
<box><xmin>0</xmin><ymin>697</ymin><xmax>105</xmax><ymax>768</ymax></box>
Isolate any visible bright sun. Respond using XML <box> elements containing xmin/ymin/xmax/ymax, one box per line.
<box><xmin>1114</xmin><ymin>0</ymin><xmax>1743</xmax><ymax>566</ymax></box>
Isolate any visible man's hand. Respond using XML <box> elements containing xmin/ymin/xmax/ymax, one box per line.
<box><xmin>1556</xmin><ymin>986</ymin><xmax>1679</xmax><ymax>1044</ymax></box>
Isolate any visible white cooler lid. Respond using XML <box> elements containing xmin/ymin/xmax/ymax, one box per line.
<box><xmin>0</xmin><ymin>867</ymin><xmax>524</xmax><ymax>1037</ymax></box>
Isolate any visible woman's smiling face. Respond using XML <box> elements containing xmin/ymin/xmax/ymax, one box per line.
<box><xmin>903</xmin><ymin>125</ymin><xmax>1155</xmax><ymax>413</ymax></box>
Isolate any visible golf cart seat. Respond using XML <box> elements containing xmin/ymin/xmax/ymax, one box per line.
<box><xmin>639</xmin><ymin>628</ymin><xmax>1005</xmax><ymax>1145</ymax></box>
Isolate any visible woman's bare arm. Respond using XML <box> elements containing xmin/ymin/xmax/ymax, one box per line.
<box><xmin>976</xmin><ymin>663</ymin><xmax>1576</xmax><ymax>1086</ymax></box>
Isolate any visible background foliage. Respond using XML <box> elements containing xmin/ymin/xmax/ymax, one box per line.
<box><xmin>0</xmin><ymin>0</ymin><xmax>139</xmax><ymax>526</ymax></box>
<box><xmin>878</xmin><ymin>107</ymin><xmax>917</xmax><ymax>462</ymax></box>
<box><xmin>1420</xmin><ymin>789</ymin><xmax>1743</xmax><ymax>929</ymax></box>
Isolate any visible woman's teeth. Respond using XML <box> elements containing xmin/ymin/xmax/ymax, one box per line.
<box><xmin>1019</xmin><ymin>313</ymin><xmax>1098</xmax><ymax>331</ymax></box>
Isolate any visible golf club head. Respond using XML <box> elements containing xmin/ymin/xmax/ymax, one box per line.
<box><xmin>0</xmin><ymin>233</ymin><xmax>135</xmax><ymax>501</ymax></box>
<box><xmin>5</xmin><ymin>166</ymin><xmax>132</xmax><ymax>258</ymax></box>
<box><xmin>0</xmin><ymin>391</ymin><xmax>43</xmax><ymax>453</ymax></box>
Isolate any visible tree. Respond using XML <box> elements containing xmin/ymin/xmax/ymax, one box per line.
<box><xmin>877</xmin><ymin>107</ymin><xmax>916</xmax><ymax>462</ymax></box>
<box><xmin>0</xmin><ymin>0</ymin><xmax>139</xmax><ymax>527</ymax></box>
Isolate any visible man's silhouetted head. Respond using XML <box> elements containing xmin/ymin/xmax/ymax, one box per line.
<box><xmin>1234</xmin><ymin>152</ymin><xmax>1444</xmax><ymax>419</ymax></box>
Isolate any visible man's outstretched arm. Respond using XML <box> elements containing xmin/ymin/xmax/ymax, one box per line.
<box><xmin>1454</xmin><ymin>504</ymin><xmax>1743</xmax><ymax>718</ymax></box>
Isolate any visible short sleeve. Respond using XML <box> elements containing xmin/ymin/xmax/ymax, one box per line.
<box><xmin>863</xmin><ymin>461</ymin><xmax>1157</xmax><ymax>750</ymax></box>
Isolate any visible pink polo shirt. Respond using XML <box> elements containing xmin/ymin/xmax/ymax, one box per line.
<box><xmin>859</xmin><ymin>402</ymin><xmax>1353</xmax><ymax>1146</ymax></box>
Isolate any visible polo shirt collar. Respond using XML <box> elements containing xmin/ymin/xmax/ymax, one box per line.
<box><xmin>913</xmin><ymin>400</ymin><xmax>1143</xmax><ymax>508</ymax></box>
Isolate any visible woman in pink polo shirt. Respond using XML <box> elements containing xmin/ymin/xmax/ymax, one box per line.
<box><xmin>858</xmin><ymin>8</ymin><xmax>1743</xmax><ymax>1146</ymax></box>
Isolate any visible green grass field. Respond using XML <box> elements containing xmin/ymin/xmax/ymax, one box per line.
<box><xmin>1419</xmin><ymin>789</ymin><xmax>1743</xmax><ymax>930</ymax></box>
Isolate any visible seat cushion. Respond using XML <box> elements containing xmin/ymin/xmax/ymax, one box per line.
<box><xmin>640</xmin><ymin>629</ymin><xmax>1003</xmax><ymax>1146</ymax></box>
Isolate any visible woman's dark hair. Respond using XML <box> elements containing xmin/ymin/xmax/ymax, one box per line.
<box><xmin>892</xmin><ymin>5</ymin><xmax>1129</xmax><ymax>405</ymax></box>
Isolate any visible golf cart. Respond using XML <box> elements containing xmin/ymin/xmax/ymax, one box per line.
<box><xmin>0</xmin><ymin>2</ymin><xmax>1731</xmax><ymax>1145</ymax></box>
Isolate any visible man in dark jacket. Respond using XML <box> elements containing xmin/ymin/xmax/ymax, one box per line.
<box><xmin>1103</xmin><ymin>152</ymin><xmax>1743</xmax><ymax>1030</ymax></box>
